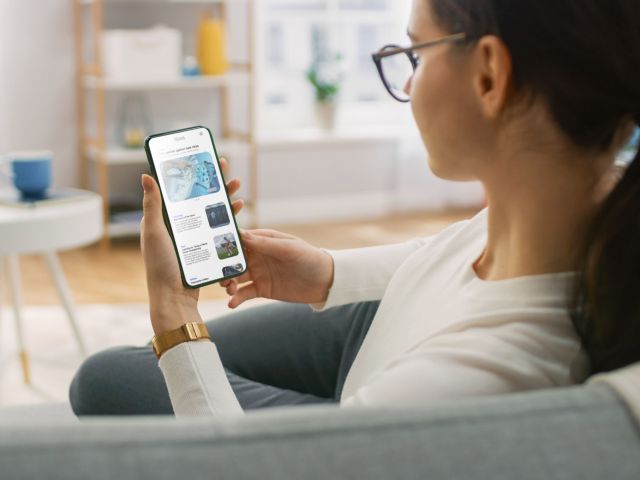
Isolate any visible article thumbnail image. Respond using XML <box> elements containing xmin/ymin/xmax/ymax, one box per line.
<box><xmin>160</xmin><ymin>152</ymin><xmax>220</xmax><ymax>202</ymax></box>
<box><xmin>222</xmin><ymin>263</ymin><xmax>244</xmax><ymax>277</ymax></box>
<box><xmin>205</xmin><ymin>202</ymin><xmax>231</xmax><ymax>229</ymax></box>
<box><xmin>214</xmin><ymin>233</ymin><xmax>239</xmax><ymax>260</ymax></box>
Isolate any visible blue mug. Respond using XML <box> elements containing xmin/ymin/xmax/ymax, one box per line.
<box><xmin>0</xmin><ymin>151</ymin><xmax>52</xmax><ymax>199</ymax></box>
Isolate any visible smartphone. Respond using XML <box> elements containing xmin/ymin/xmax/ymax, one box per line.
<box><xmin>144</xmin><ymin>126</ymin><xmax>247</xmax><ymax>288</ymax></box>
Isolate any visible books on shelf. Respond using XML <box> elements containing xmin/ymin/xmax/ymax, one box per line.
<box><xmin>0</xmin><ymin>188</ymin><xmax>95</xmax><ymax>209</ymax></box>
<box><xmin>110</xmin><ymin>209</ymin><xmax>144</xmax><ymax>224</ymax></box>
<box><xmin>109</xmin><ymin>209</ymin><xmax>143</xmax><ymax>237</ymax></box>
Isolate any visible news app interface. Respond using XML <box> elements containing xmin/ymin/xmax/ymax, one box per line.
<box><xmin>148</xmin><ymin>128</ymin><xmax>246</xmax><ymax>287</ymax></box>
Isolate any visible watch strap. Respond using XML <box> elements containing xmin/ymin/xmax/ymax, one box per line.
<box><xmin>152</xmin><ymin>322</ymin><xmax>211</xmax><ymax>359</ymax></box>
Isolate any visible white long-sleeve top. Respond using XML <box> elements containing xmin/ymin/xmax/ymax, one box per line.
<box><xmin>159</xmin><ymin>208</ymin><xmax>590</xmax><ymax>416</ymax></box>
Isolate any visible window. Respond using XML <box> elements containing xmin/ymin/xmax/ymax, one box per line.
<box><xmin>258</xmin><ymin>0</ymin><xmax>410</xmax><ymax>133</ymax></box>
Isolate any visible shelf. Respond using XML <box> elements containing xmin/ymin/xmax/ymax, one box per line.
<box><xmin>108</xmin><ymin>208</ymin><xmax>143</xmax><ymax>238</ymax></box>
<box><xmin>88</xmin><ymin>127</ymin><xmax>405</xmax><ymax>161</ymax></box>
<box><xmin>257</xmin><ymin>126</ymin><xmax>413</xmax><ymax>149</ymax></box>
<box><xmin>87</xmin><ymin>139</ymin><xmax>251</xmax><ymax>165</ymax></box>
<box><xmin>108</xmin><ymin>219</ymin><xmax>141</xmax><ymax>238</ymax></box>
<box><xmin>83</xmin><ymin>72</ymin><xmax>251</xmax><ymax>91</ymax></box>
<box><xmin>81</xmin><ymin>0</ymin><xmax>245</xmax><ymax>5</ymax></box>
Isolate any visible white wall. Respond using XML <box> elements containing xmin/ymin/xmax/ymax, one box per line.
<box><xmin>0</xmin><ymin>0</ymin><xmax>79</xmax><ymax>187</ymax></box>
<box><xmin>0</xmin><ymin>1</ymin><xmax>6</xmax><ymax>154</ymax></box>
<box><xmin>0</xmin><ymin>0</ymin><xmax>484</xmax><ymax>225</ymax></box>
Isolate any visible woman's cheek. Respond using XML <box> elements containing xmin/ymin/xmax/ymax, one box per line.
<box><xmin>410</xmin><ymin>69</ymin><xmax>431</xmax><ymax>135</ymax></box>
<box><xmin>403</xmin><ymin>75</ymin><xmax>414</xmax><ymax>98</ymax></box>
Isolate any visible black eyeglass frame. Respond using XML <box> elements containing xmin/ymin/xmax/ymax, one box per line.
<box><xmin>371</xmin><ymin>32</ymin><xmax>468</xmax><ymax>103</ymax></box>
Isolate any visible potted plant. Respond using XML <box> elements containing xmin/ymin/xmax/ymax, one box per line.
<box><xmin>306</xmin><ymin>30</ymin><xmax>342</xmax><ymax>129</ymax></box>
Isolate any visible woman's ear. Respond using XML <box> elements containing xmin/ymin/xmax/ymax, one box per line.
<box><xmin>471</xmin><ymin>35</ymin><xmax>513</xmax><ymax>119</ymax></box>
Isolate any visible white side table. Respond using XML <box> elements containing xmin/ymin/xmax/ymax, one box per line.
<box><xmin>0</xmin><ymin>191</ymin><xmax>103</xmax><ymax>384</ymax></box>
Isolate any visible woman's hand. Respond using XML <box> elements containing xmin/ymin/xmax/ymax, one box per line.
<box><xmin>221</xmin><ymin>230</ymin><xmax>334</xmax><ymax>308</ymax></box>
<box><xmin>140</xmin><ymin>157</ymin><xmax>243</xmax><ymax>335</ymax></box>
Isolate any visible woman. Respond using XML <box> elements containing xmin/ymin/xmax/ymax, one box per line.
<box><xmin>70</xmin><ymin>0</ymin><xmax>640</xmax><ymax>416</ymax></box>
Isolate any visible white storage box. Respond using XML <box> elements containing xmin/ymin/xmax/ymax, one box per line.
<box><xmin>101</xmin><ymin>27</ymin><xmax>182</xmax><ymax>82</ymax></box>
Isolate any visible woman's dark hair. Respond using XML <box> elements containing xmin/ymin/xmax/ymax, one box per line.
<box><xmin>428</xmin><ymin>0</ymin><xmax>640</xmax><ymax>375</ymax></box>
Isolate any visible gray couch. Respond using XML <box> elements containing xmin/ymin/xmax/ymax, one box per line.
<box><xmin>0</xmin><ymin>383</ymin><xmax>638</xmax><ymax>479</ymax></box>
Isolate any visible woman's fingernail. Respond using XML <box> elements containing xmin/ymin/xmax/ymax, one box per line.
<box><xmin>141</xmin><ymin>175</ymin><xmax>151</xmax><ymax>193</ymax></box>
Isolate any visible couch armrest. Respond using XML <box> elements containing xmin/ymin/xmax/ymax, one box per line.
<box><xmin>0</xmin><ymin>384</ymin><xmax>638</xmax><ymax>480</ymax></box>
<box><xmin>0</xmin><ymin>402</ymin><xmax>74</xmax><ymax>421</ymax></box>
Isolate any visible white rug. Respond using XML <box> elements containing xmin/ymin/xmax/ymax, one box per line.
<box><xmin>0</xmin><ymin>299</ymin><xmax>271</xmax><ymax>408</ymax></box>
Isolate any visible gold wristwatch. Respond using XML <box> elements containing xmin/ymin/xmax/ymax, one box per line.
<box><xmin>151</xmin><ymin>322</ymin><xmax>211</xmax><ymax>359</ymax></box>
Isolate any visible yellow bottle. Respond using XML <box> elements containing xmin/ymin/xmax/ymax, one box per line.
<box><xmin>197</xmin><ymin>10</ymin><xmax>228</xmax><ymax>76</ymax></box>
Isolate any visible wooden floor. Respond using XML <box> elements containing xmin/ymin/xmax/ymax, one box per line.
<box><xmin>5</xmin><ymin>208</ymin><xmax>479</xmax><ymax>305</ymax></box>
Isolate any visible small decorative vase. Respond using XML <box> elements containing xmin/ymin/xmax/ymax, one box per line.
<box><xmin>315</xmin><ymin>101</ymin><xmax>337</xmax><ymax>130</ymax></box>
<box><xmin>197</xmin><ymin>10</ymin><xmax>228</xmax><ymax>76</ymax></box>
<box><xmin>120</xmin><ymin>95</ymin><xmax>151</xmax><ymax>149</ymax></box>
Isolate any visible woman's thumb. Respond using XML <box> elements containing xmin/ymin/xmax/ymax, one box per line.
<box><xmin>142</xmin><ymin>174</ymin><xmax>162</xmax><ymax>226</ymax></box>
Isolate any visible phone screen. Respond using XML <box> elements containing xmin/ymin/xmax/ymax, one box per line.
<box><xmin>145</xmin><ymin>126</ymin><xmax>247</xmax><ymax>288</ymax></box>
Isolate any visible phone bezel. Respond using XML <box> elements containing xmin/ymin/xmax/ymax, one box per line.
<box><xmin>144</xmin><ymin>125</ymin><xmax>248</xmax><ymax>289</ymax></box>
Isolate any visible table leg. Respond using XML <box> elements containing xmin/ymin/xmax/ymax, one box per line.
<box><xmin>43</xmin><ymin>251</ymin><xmax>87</xmax><ymax>357</ymax></box>
<box><xmin>7</xmin><ymin>255</ymin><xmax>29</xmax><ymax>385</ymax></box>
<box><xmin>0</xmin><ymin>256</ymin><xmax>4</xmax><ymax>397</ymax></box>
<box><xmin>0</xmin><ymin>256</ymin><xmax>3</xmax><ymax>348</ymax></box>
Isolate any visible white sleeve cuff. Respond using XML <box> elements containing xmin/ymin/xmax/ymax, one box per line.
<box><xmin>158</xmin><ymin>340</ymin><xmax>244</xmax><ymax>417</ymax></box>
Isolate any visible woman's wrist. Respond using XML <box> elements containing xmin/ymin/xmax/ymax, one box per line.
<box><xmin>150</xmin><ymin>296</ymin><xmax>202</xmax><ymax>336</ymax></box>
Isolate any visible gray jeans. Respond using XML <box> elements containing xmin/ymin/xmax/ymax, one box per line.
<box><xmin>69</xmin><ymin>301</ymin><xmax>380</xmax><ymax>415</ymax></box>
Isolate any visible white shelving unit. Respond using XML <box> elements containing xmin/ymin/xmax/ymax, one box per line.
<box><xmin>74</xmin><ymin>0</ymin><xmax>257</xmax><ymax>243</ymax></box>
<box><xmin>86</xmin><ymin>139</ymin><xmax>251</xmax><ymax>165</ymax></box>
<box><xmin>82</xmin><ymin>70</ymin><xmax>251</xmax><ymax>91</ymax></box>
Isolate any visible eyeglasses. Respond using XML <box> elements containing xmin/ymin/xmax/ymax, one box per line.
<box><xmin>372</xmin><ymin>32</ymin><xmax>467</xmax><ymax>103</ymax></box>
